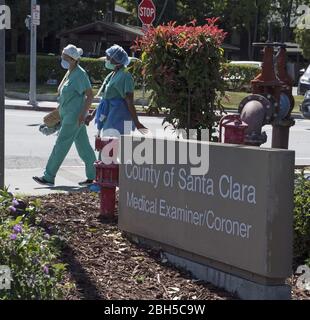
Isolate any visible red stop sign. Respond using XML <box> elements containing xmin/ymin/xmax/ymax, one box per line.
<box><xmin>138</xmin><ymin>0</ymin><xmax>156</xmax><ymax>25</ymax></box>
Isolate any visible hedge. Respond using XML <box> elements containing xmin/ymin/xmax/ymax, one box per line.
<box><xmin>223</xmin><ymin>63</ymin><xmax>261</xmax><ymax>92</ymax></box>
<box><xmin>15</xmin><ymin>55</ymin><xmax>110</xmax><ymax>84</ymax></box>
<box><xmin>5</xmin><ymin>62</ymin><xmax>16</xmax><ymax>83</ymax></box>
<box><xmin>294</xmin><ymin>172</ymin><xmax>310</xmax><ymax>267</ymax></box>
<box><xmin>13</xmin><ymin>56</ymin><xmax>261</xmax><ymax>92</ymax></box>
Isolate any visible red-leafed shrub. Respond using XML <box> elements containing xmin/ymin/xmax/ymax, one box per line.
<box><xmin>132</xmin><ymin>18</ymin><xmax>227</xmax><ymax>139</ymax></box>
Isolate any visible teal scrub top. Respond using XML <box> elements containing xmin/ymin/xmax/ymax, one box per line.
<box><xmin>102</xmin><ymin>68</ymin><xmax>135</xmax><ymax>100</ymax></box>
<box><xmin>58</xmin><ymin>65</ymin><xmax>92</xmax><ymax>125</ymax></box>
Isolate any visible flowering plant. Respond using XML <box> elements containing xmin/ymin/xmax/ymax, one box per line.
<box><xmin>0</xmin><ymin>188</ymin><xmax>68</xmax><ymax>300</ymax></box>
<box><xmin>133</xmin><ymin>18</ymin><xmax>227</xmax><ymax>139</ymax></box>
<box><xmin>294</xmin><ymin>172</ymin><xmax>310</xmax><ymax>266</ymax></box>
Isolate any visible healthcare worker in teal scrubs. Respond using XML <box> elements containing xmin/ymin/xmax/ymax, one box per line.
<box><xmin>85</xmin><ymin>44</ymin><xmax>147</xmax><ymax>136</ymax></box>
<box><xmin>33</xmin><ymin>44</ymin><xmax>96</xmax><ymax>186</ymax></box>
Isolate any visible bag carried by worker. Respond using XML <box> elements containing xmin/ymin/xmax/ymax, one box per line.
<box><xmin>43</xmin><ymin>109</ymin><xmax>60</xmax><ymax>128</ymax></box>
<box><xmin>39</xmin><ymin>122</ymin><xmax>61</xmax><ymax>136</ymax></box>
<box><xmin>40</xmin><ymin>71</ymin><xmax>69</xmax><ymax>132</ymax></box>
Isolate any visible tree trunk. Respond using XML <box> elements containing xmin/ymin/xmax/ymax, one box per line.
<box><xmin>248</xmin><ymin>28</ymin><xmax>252</xmax><ymax>60</ymax></box>
<box><xmin>10</xmin><ymin>29</ymin><xmax>18</xmax><ymax>57</ymax></box>
<box><xmin>283</xmin><ymin>0</ymin><xmax>294</xmax><ymax>42</ymax></box>
<box><xmin>252</xmin><ymin>1</ymin><xmax>259</xmax><ymax>60</ymax></box>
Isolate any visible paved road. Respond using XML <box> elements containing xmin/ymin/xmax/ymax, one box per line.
<box><xmin>3</xmin><ymin>109</ymin><xmax>310</xmax><ymax>195</ymax></box>
<box><xmin>4</xmin><ymin>110</ymin><xmax>177</xmax><ymax>195</ymax></box>
<box><xmin>262</xmin><ymin>119</ymin><xmax>310</xmax><ymax>165</ymax></box>
<box><xmin>4</xmin><ymin>110</ymin><xmax>176</xmax><ymax>170</ymax></box>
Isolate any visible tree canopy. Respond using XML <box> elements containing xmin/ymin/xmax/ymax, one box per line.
<box><xmin>117</xmin><ymin>0</ymin><xmax>310</xmax><ymax>59</ymax></box>
<box><xmin>5</xmin><ymin>0</ymin><xmax>310</xmax><ymax>59</ymax></box>
<box><xmin>6</xmin><ymin>0</ymin><xmax>110</xmax><ymax>41</ymax></box>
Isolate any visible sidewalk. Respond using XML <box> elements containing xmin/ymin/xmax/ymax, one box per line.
<box><xmin>5</xmin><ymin>166</ymin><xmax>90</xmax><ymax>196</ymax></box>
<box><xmin>5</xmin><ymin>98</ymin><xmax>57</xmax><ymax>112</ymax></box>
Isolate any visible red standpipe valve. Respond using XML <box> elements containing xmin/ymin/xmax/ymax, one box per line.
<box><xmin>94</xmin><ymin>138</ymin><xmax>119</xmax><ymax>219</ymax></box>
<box><xmin>219</xmin><ymin>115</ymin><xmax>248</xmax><ymax>145</ymax></box>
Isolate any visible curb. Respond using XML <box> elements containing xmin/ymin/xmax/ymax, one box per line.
<box><xmin>226</xmin><ymin>109</ymin><xmax>304</xmax><ymax>120</ymax></box>
<box><xmin>5</xmin><ymin>105</ymin><xmax>56</xmax><ymax>113</ymax></box>
<box><xmin>290</xmin><ymin>113</ymin><xmax>305</xmax><ymax>120</ymax></box>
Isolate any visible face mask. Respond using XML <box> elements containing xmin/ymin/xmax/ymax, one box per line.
<box><xmin>61</xmin><ymin>59</ymin><xmax>70</xmax><ymax>70</ymax></box>
<box><xmin>105</xmin><ymin>61</ymin><xmax>116</xmax><ymax>70</ymax></box>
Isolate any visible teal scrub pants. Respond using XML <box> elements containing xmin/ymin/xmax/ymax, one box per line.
<box><xmin>44</xmin><ymin>123</ymin><xmax>96</xmax><ymax>184</ymax></box>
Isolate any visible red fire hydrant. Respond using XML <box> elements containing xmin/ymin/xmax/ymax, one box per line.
<box><xmin>94</xmin><ymin>137</ymin><xmax>119</xmax><ymax>218</ymax></box>
<box><xmin>219</xmin><ymin>115</ymin><xmax>248</xmax><ymax>144</ymax></box>
<box><xmin>95</xmin><ymin>136</ymin><xmax>117</xmax><ymax>154</ymax></box>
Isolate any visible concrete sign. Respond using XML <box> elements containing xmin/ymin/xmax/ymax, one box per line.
<box><xmin>119</xmin><ymin>138</ymin><xmax>295</xmax><ymax>285</ymax></box>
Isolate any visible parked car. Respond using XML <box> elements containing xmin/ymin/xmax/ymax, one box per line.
<box><xmin>300</xmin><ymin>90</ymin><xmax>310</xmax><ymax>119</ymax></box>
<box><xmin>298</xmin><ymin>65</ymin><xmax>310</xmax><ymax>96</ymax></box>
<box><xmin>229</xmin><ymin>61</ymin><xmax>262</xmax><ymax>68</ymax></box>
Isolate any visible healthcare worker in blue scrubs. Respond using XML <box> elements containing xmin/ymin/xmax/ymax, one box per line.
<box><xmin>33</xmin><ymin>44</ymin><xmax>96</xmax><ymax>186</ymax></box>
<box><xmin>85</xmin><ymin>44</ymin><xmax>147</xmax><ymax>136</ymax></box>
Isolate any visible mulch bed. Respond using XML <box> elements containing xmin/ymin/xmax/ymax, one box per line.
<box><xmin>33</xmin><ymin>192</ymin><xmax>309</xmax><ymax>300</ymax></box>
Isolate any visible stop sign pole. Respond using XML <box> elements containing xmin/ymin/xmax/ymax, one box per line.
<box><xmin>0</xmin><ymin>0</ymin><xmax>5</xmax><ymax>188</ymax></box>
<box><xmin>138</xmin><ymin>0</ymin><xmax>156</xmax><ymax>31</ymax></box>
<box><xmin>29</xmin><ymin>0</ymin><xmax>39</xmax><ymax>108</ymax></box>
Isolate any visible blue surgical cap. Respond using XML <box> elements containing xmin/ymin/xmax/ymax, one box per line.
<box><xmin>106</xmin><ymin>44</ymin><xmax>130</xmax><ymax>67</ymax></box>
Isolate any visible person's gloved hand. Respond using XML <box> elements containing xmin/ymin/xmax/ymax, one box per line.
<box><xmin>85</xmin><ymin>111</ymin><xmax>96</xmax><ymax>126</ymax></box>
<box><xmin>135</xmin><ymin>121</ymin><xmax>149</xmax><ymax>135</ymax></box>
<box><xmin>39</xmin><ymin>123</ymin><xmax>61</xmax><ymax>136</ymax></box>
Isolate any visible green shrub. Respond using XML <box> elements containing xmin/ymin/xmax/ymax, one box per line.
<box><xmin>133</xmin><ymin>19</ymin><xmax>227</xmax><ymax>140</ymax></box>
<box><xmin>0</xmin><ymin>188</ymin><xmax>68</xmax><ymax>300</ymax></box>
<box><xmin>128</xmin><ymin>61</ymin><xmax>144</xmax><ymax>89</ymax></box>
<box><xmin>223</xmin><ymin>63</ymin><xmax>261</xmax><ymax>92</ymax></box>
<box><xmin>293</xmin><ymin>172</ymin><xmax>310</xmax><ymax>266</ymax></box>
<box><xmin>5</xmin><ymin>62</ymin><xmax>16</xmax><ymax>83</ymax></box>
<box><xmin>15</xmin><ymin>55</ymin><xmax>28</xmax><ymax>82</ymax></box>
<box><xmin>295</xmin><ymin>27</ymin><xmax>310</xmax><ymax>60</ymax></box>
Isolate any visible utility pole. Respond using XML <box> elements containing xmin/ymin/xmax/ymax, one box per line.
<box><xmin>0</xmin><ymin>0</ymin><xmax>6</xmax><ymax>189</ymax></box>
<box><xmin>28</xmin><ymin>0</ymin><xmax>38</xmax><ymax>107</ymax></box>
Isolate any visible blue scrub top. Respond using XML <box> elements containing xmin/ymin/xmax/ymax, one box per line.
<box><xmin>95</xmin><ymin>68</ymin><xmax>136</xmax><ymax>135</ymax></box>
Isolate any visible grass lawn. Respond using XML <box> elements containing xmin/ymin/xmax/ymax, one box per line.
<box><xmin>6</xmin><ymin>82</ymin><xmax>59</xmax><ymax>95</ymax></box>
<box><xmin>6</xmin><ymin>82</ymin><xmax>302</xmax><ymax>113</ymax></box>
<box><xmin>223</xmin><ymin>91</ymin><xmax>303</xmax><ymax>113</ymax></box>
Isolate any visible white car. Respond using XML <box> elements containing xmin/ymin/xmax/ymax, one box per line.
<box><xmin>229</xmin><ymin>61</ymin><xmax>262</xmax><ymax>68</ymax></box>
<box><xmin>298</xmin><ymin>65</ymin><xmax>310</xmax><ymax>96</ymax></box>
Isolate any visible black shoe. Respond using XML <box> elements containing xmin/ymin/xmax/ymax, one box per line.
<box><xmin>78</xmin><ymin>179</ymin><xmax>94</xmax><ymax>186</ymax></box>
<box><xmin>33</xmin><ymin>176</ymin><xmax>54</xmax><ymax>186</ymax></box>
